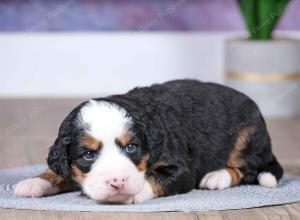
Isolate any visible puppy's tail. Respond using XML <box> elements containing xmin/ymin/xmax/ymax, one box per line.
<box><xmin>257</xmin><ymin>155</ymin><xmax>283</xmax><ymax>188</ymax></box>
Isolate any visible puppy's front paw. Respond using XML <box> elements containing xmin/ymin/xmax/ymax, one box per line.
<box><xmin>199</xmin><ymin>169</ymin><xmax>232</xmax><ymax>190</ymax></box>
<box><xmin>14</xmin><ymin>177</ymin><xmax>58</xmax><ymax>197</ymax></box>
<box><xmin>133</xmin><ymin>180</ymin><xmax>155</xmax><ymax>204</ymax></box>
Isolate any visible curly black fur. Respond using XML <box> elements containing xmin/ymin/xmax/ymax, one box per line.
<box><xmin>48</xmin><ymin>79</ymin><xmax>283</xmax><ymax>196</ymax></box>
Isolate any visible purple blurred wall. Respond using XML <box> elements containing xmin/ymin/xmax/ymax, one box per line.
<box><xmin>0</xmin><ymin>0</ymin><xmax>299</xmax><ymax>31</ymax></box>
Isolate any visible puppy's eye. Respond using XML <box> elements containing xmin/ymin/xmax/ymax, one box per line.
<box><xmin>125</xmin><ymin>143</ymin><xmax>137</xmax><ymax>153</ymax></box>
<box><xmin>83</xmin><ymin>151</ymin><xmax>96</xmax><ymax>160</ymax></box>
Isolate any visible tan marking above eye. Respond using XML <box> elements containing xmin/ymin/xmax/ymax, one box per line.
<box><xmin>117</xmin><ymin>131</ymin><xmax>134</xmax><ymax>146</ymax></box>
<box><xmin>82</xmin><ymin>136</ymin><xmax>102</xmax><ymax>151</ymax></box>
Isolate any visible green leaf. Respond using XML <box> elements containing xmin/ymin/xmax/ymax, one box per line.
<box><xmin>258</xmin><ymin>0</ymin><xmax>276</xmax><ymax>39</ymax></box>
<box><xmin>236</xmin><ymin>0</ymin><xmax>258</xmax><ymax>39</ymax></box>
<box><xmin>236</xmin><ymin>0</ymin><xmax>291</xmax><ymax>40</ymax></box>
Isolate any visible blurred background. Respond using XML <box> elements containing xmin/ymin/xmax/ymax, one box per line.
<box><xmin>0</xmin><ymin>0</ymin><xmax>299</xmax><ymax>169</ymax></box>
<box><xmin>0</xmin><ymin>0</ymin><xmax>299</xmax><ymax>99</ymax></box>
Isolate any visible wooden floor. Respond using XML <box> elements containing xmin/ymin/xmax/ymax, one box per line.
<box><xmin>0</xmin><ymin>98</ymin><xmax>300</xmax><ymax>220</ymax></box>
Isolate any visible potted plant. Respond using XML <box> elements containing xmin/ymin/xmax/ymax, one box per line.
<box><xmin>225</xmin><ymin>0</ymin><xmax>300</xmax><ymax>117</ymax></box>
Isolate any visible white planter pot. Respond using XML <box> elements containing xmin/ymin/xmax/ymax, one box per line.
<box><xmin>225</xmin><ymin>38</ymin><xmax>300</xmax><ymax>117</ymax></box>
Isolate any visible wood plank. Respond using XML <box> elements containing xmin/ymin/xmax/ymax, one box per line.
<box><xmin>0</xmin><ymin>209</ymin><xmax>197</xmax><ymax>220</ymax></box>
<box><xmin>196</xmin><ymin>203</ymin><xmax>300</xmax><ymax>220</ymax></box>
<box><xmin>1</xmin><ymin>204</ymin><xmax>300</xmax><ymax>220</ymax></box>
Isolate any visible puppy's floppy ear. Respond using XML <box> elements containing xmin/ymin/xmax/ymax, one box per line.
<box><xmin>47</xmin><ymin>137</ymin><xmax>71</xmax><ymax>179</ymax></box>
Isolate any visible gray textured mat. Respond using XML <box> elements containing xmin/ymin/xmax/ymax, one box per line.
<box><xmin>1</xmin><ymin>165</ymin><xmax>300</xmax><ymax>212</ymax></box>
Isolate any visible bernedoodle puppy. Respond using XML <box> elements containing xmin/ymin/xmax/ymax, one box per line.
<box><xmin>15</xmin><ymin>79</ymin><xmax>283</xmax><ymax>204</ymax></box>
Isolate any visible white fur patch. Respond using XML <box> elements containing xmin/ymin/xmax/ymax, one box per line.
<box><xmin>80</xmin><ymin>100</ymin><xmax>132</xmax><ymax>143</ymax></box>
<box><xmin>258</xmin><ymin>172</ymin><xmax>277</xmax><ymax>188</ymax></box>
<box><xmin>199</xmin><ymin>169</ymin><xmax>232</xmax><ymax>190</ymax></box>
<box><xmin>14</xmin><ymin>177</ymin><xmax>59</xmax><ymax>197</ymax></box>
<box><xmin>133</xmin><ymin>180</ymin><xmax>155</xmax><ymax>203</ymax></box>
<box><xmin>79</xmin><ymin>100</ymin><xmax>145</xmax><ymax>203</ymax></box>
